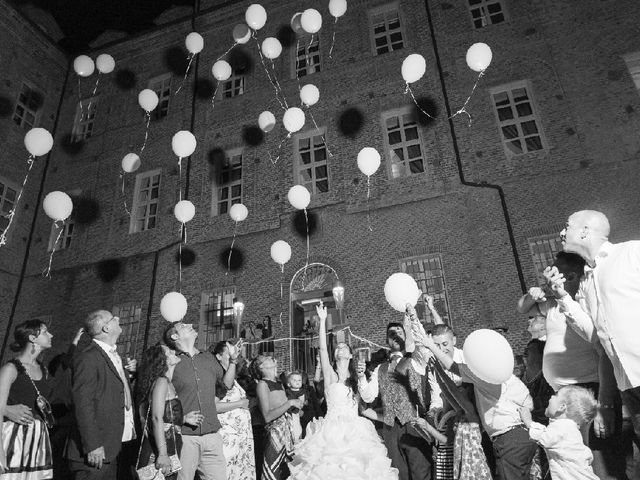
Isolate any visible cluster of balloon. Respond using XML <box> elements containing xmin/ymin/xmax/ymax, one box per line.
<box><xmin>42</xmin><ymin>191</ymin><xmax>74</xmax><ymax>277</ymax></box>
<box><xmin>227</xmin><ymin>203</ymin><xmax>249</xmax><ymax>274</ymax></box>
<box><xmin>119</xmin><ymin>153</ymin><xmax>141</xmax><ymax>215</ymax></box>
<box><xmin>210</xmin><ymin>60</ymin><xmax>232</xmax><ymax>109</ymax></box>
<box><xmin>356</xmin><ymin>147</ymin><xmax>381</xmax><ymax>231</ymax></box>
<box><xmin>449</xmin><ymin>42</ymin><xmax>493</xmax><ymax>125</ymax></box>
<box><xmin>287</xmin><ymin>185</ymin><xmax>312</xmax><ymax>280</ymax></box>
<box><xmin>300</xmin><ymin>83</ymin><xmax>332</xmax><ymax>157</ymax></box>
<box><xmin>137</xmin><ymin>88</ymin><xmax>159</xmax><ymax>152</ymax></box>
<box><xmin>73</xmin><ymin>54</ymin><xmax>115</xmax><ymax>114</ymax></box>
<box><xmin>0</xmin><ymin>128</ymin><xmax>54</xmax><ymax>246</ymax></box>
<box><xmin>160</xmin><ymin>291</ymin><xmax>188</xmax><ymax>323</ymax></box>
<box><xmin>327</xmin><ymin>0</ymin><xmax>348</xmax><ymax>57</ymax></box>
<box><xmin>175</xmin><ymin>32</ymin><xmax>204</xmax><ymax>94</ymax></box>
<box><xmin>401</xmin><ymin>53</ymin><xmax>433</xmax><ymax>119</ymax></box>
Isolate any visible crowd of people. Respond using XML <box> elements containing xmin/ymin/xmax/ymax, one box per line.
<box><xmin>0</xmin><ymin>209</ymin><xmax>638</xmax><ymax>480</ymax></box>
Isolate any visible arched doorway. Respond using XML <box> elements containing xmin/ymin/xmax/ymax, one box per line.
<box><xmin>289</xmin><ymin>263</ymin><xmax>344</xmax><ymax>374</ymax></box>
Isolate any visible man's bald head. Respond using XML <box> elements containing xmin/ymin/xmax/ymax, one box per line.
<box><xmin>570</xmin><ymin>210</ymin><xmax>610</xmax><ymax>239</ymax></box>
<box><xmin>84</xmin><ymin>310</ymin><xmax>112</xmax><ymax>337</ymax></box>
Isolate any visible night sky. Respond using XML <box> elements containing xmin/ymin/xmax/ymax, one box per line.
<box><xmin>14</xmin><ymin>0</ymin><xmax>194</xmax><ymax>53</ymax></box>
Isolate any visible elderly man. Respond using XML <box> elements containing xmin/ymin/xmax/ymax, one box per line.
<box><xmin>67</xmin><ymin>310</ymin><xmax>135</xmax><ymax>480</ymax></box>
<box><xmin>547</xmin><ymin>210</ymin><xmax>640</xmax><ymax>443</ymax></box>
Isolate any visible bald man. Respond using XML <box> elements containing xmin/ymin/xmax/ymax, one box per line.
<box><xmin>546</xmin><ymin>210</ymin><xmax>640</xmax><ymax>443</ymax></box>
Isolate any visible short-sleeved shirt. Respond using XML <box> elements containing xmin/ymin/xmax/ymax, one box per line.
<box><xmin>172</xmin><ymin>350</ymin><xmax>225</xmax><ymax>435</ymax></box>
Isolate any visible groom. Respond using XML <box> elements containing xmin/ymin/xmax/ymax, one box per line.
<box><xmin>357</xmin><ymin>321</ymin><xmax>433</xmax><ymax>480</ymax></box>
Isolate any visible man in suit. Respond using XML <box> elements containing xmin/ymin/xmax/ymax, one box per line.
<box><xmin>67</xmin><ymin>310</ymin><xmax>136</xmax><ymax>480</ymax></box>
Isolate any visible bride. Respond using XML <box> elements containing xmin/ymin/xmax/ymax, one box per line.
<box><xmin>288</xmin><ymin>302</ymin><xmax>398</xmax><ymax>480</ymax></box>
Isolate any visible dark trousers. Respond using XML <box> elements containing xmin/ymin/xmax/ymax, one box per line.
<box><xmin>491</xmin><ymin>426</ymin><xmax>537</xmax><ymax>480</ymax></box>
<box><xmin>621</xmin><ymin>385</ymin><xmax>640</xmax><ymax>444</ymax></box>
<box><xmin>382</xmin><ymin>421</ymin><xmax>433</xmax><ymax>480</ymax></box>
<box><xmin>70</xmin><ymin>459</ymin><xmax>118</xmax><ymax>480</ymax></box>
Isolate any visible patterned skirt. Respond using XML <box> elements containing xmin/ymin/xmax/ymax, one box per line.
<box><xmin>262</xmin><ymin>414</ymin><xmax>294</xmax><ymax>480</ymax></box>
<box><xmin>1</xmin><ymin>420</ymin><xmax>53</xmax><ymax>480</ymax></box>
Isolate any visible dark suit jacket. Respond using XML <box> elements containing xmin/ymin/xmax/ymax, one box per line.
<box><xmin>66</xmin><ymin>341</ymin><xmax>130</xmax><ymax>463</ymax></box>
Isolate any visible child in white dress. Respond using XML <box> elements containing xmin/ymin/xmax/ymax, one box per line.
<box><xmin>519</xmin><ymin>385</ymin><xmax>599</xmax><ymax>480</ymax></box>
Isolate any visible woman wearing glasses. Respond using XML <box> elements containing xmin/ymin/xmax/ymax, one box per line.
<box><xmin>0</xmin><ymin>320</ymin><xmax>55</xmax><ymax>478</ymax></box>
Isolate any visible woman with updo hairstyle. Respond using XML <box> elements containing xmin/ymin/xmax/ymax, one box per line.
<box><xmin>0</xmin><ymin>320</ymin><xmax>55</xmax><ymax>478</ymax></box>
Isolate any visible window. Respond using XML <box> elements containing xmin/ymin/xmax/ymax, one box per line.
<box><xmin>112</xmin><ymin>303</ymin><xmax>142</xmax><ymax>358</ymax></box>
<box><xmin>294</xmin><ymin>129</ymin><xmax>329</xmax><ymax>194</ymax></box>
<box><xmin>71</xmin><ymin>97</ymin><xmax>98</xmax><ymax>142</ymax></box>
<box><xmin>369</xmin><ymin>4</ymin><xmax>404</xmax><ymax>55</ymax></box>
<box><xmin>148</xmin><ymin>74</ymin><xmax>172</xmax><ymax>119</ymax></box>
<box><xmin>215</xmin><ymin>149</ymin><xmax>242</xmax><ymax>216</ymax></box>
<box><xmin>491</xmin><ymin>82</ymin><xmax>545</xmax><ymax>156</ymax></box>
<box><xmin>295</xmin><ymin>37</ymin><xmax>321</xmax><ymax>77</ymax></box>
<box><xmin>383</xmin><ymin>108</ymin><xmax>426</xmax><ymax>178</ymax></box>
<box><xmin>623</xmin><ymin>52</ymin><xmax>640</xmax><ymax>92</ymax></box>
<box><xmin>13</xmin><ymin>83</ymin><xmax>42</xmax><ymax>129</ymax></box>
<box><xmin>48</xmin><ymin>221</ymin><xmax>74</xmax><ymax>252</ymax></box>
<box><xmin>223</xmin><ymin>72</ymin><xmax>245</xmax><ymax>98</ymax></box>
<box><xmin>199</xmin><ymin>288</ymin><xmax>236</xmax><ymax>348</ymax></box>
<box><xmin>468</xmin><ymin>0</ymin><xmax>505</xmax><ymax>28</ymax></box>
<box><xmin>400</xmin><ymin>254</ymin><xmax>452</xmax><ymax>326</ymax></box>
<box><xmin>0</xmin><ymin>180</ymin><xmax>18</xmax><ymax>232</ymax></box>
<box><xmin>528</xmin><ymin>233</ymin><xmax>562</xmax><ymax>285</ymax></box>
<box><xmin>130</xmin><ymin>170</ymin><xmax>161</xmax><ymax>233</ymax></box>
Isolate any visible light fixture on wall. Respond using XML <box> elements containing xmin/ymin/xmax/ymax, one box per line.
<box><xmin>332</xmin><ymin>280</ymin><xmax>345</xmax><ymax>310</ymax></box>
<box><xmin>233</xmin><ymin>297</ymin><xmax>245</xmax><ymax>337</ymax></box>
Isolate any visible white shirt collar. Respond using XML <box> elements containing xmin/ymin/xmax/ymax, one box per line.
<box><xmin>93</xmin><ymin>339</ymin><xmax>118</xmax><ymax>356</ymax></box>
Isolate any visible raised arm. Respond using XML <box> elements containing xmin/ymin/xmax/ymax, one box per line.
<box><xmin>316</xmin><ymin>302</ymin><xmax>338</xmax><ymax>390</ymax></box>
<box><xmin>516</xmin><ymin>287</ymin><xmax>547</xmax><ymax>315</ymax></box>
<box><xmin>425</xmin><ymin>295</ymin><xmax>444</xmax><ymax>325</ymax></box>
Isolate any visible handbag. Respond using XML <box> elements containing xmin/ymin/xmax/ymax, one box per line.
<box><xmin>135</xmin><ymin>395</ymin><xmax>182</xmax><ymax>480</ymax></box>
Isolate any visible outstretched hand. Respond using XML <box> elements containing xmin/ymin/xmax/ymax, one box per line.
<box><xmin>315</xmin><ymin>301</ymin><xmax>327</xmax><ymax>322</ymax></box>
<box><xmin>543</xmin><ymin>266</ymin><xmax>568</xmax><ymax>298</ymax></box>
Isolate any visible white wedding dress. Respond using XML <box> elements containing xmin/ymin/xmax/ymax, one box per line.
<box><xmin>288</xmin><ymin>382</ymin><xmax>399</xmax><ymax>480</ymax></box>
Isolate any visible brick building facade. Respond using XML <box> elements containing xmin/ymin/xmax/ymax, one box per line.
<box><xmin>1</xmin><ymin>0</ymin><xmax>639</xmax><ymax>369</ymax></box>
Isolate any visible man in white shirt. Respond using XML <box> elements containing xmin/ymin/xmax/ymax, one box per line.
<box><xmin>548</xmin><ymin>210</ymin><xmax>640</xmax><ymax>442</ymax></box>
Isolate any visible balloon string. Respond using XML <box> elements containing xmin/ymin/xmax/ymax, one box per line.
<box><xmin>86</xmin><ymin>76</ymin><xmax>100</xmax><ymax>113</ymax></box>
<box><xmin>43</xmin><ymin>221</ymin><xmax>64</xmax><ymax>278</ymax></box>
<box><xmin>329</xmin><ymin>18</ymin><xmax>338</xmax><ymax>58</ymax></box>
<box><xmin>253</xmin><ymin>31</ymin><xmax>287</xmax><ymax>111</ymax></box>
<box><xmin>404</xmin><ymin>84</ymin><xmax>434</xmax><ymax>119</ymax></box>
<box><xmin>175</xmin><ymin>53</ymin><xmax>195</xmax><ymax>95</ymax></box>
<box><xmin>77</xmin><ymin>77</ymin><xmax>83</xmax><ymax>118</ymax></box>
<box><xmin>269</xmin><ymin>59</ymin><xmax>288</xmax><ymax>109</ymax></box>
<box><xmin>308</xmin><ymin>33</ymin><xmax>314</xmax><ymax>51</ymax></box>
<box><xmin>227</xmin><ymin>221</ymin><xmax>238</xmax><ymax>275</ymax></box>
<box><xmin>178</xmin><ymin>157</ymin><xmax>183</xmax><ymax>201</ymax></box>
<box><xmin>0</xmin><ymin>156</ymin><xmax>35</xmax><ymax>246</ymax></box>
<box><xmin>295</xmin><ymin>39</ymin><xmax>303</xmax><ymax>94</ymax></box>
<box><xmin>178</xmin><ymin>233</ymin><xmax>183</xmax><ymax>291</ymax></box>
<box><xmin>307</xmin><ymin>108</ymin><xmax>333</xmax><ymax>157</ymax></box>
<box><xmin>272</xmin><ymin>132</ymin><xmax>290</xmax><ymax>165</ymax></box>
<box><xmin>120</xmin><ymin>172</ymin><xmax>131</xmax><ymax>217</ymax></box>
<box><xmin>140</xmin><ymin>112</ymin><xmax>151</xmax><ymax>153</ymax></box>
<box><xmin>367</xmin><ymin>175</ymin><xmax>373</xmax><ymax>232</ymax></box>
<box><xmin>216</xmin><ymin>42</ymin><xmax>238</xmax><ymax>62</ymax></box>
<box><xmin>303</xmin><ymin>207</ymin><xmax>310</xmax><ymax>286</ymax></box>
<box><xmin>448</xmin><ymin>70</ymin><xmax>485</xmax><ymax>127</ymax></box>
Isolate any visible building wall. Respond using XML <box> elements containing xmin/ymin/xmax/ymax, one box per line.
<box><xmin>3</xmin><ymin>0</ymin><xmax>640</xmax><ymax>363</ymax></box>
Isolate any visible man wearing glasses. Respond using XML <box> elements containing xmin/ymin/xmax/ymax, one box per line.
<box><xmin>67</xmin><ymin>310</ymin><xmax>136</xmax><ymax>480</ymax></box>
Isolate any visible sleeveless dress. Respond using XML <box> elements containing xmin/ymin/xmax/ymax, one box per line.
<box><xmin>218</xmin><ymin>380</ymin><xmax>255</xmax><ymax>480</ymax></box>
<box><xmin>1</xmin><ymin>359</ymin><xmax>54</xmax><ymax>480</ymax></box>
<box><xmin>137</xmin><ymin>398</ymin><xmax>183</xmax><ymax>480</ymax></box>
<box><xmin>288</xmin><ymin>382</ymin><xmax>399</xmax><ymax>480</ymax></box>
<box><xmin>262</xmin><ymin>380</ymin><xmax>295</xmax><ymax>480</ymax></box>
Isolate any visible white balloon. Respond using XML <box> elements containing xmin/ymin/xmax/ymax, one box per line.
<box><xmin>463</xmin><ymin>329</ymin><xmax>514</xmax><ymax>384</ymax></box>
<box><xmin>24</xmin><ymin>128</ymin><xmax>54</xmax><ymax>157</ymax></box>
<box><xmin>229</xmin><ymin>203</ymin><xmax>249</xmax><ymax>222</ymax></box>
<box><xmin>290</xmin><ymin>12</ymin><xmax>304</xmax><ymax>34</ymax></box>
<box><xmin>138</xmin><ymin>89</ymin><xmax>159</xmax><ymax>112</ymax></box>
<box><xmin>95</xmin><ymin>54</ymin><xmax>115</xmax><ymax>74</ymax></box>
<box><xmin>466</xmin><ymin>43</ymin><xmax>493</xmax><ymax>72</ymax></box>
<box><xmin>258</xmin><ymin>111</ymin><xmax>276</xmax><ymax>133</ymax></box>
<box><xmin>261</xmin><ymin>37</ymin><xmax>282</xmax><ymax>60</ymax></box>
<box><xmin>270</xmin><ymin>240</ymin><xmax>292</xmax><ymax>266</ymax></box>
<box><xmin>212</xmin><ymin>60</ymin><xmax>232</xmax><ymax>81</ymax></box>
<box><xmin>43</xmin><ymin>191</ymin><xmax>73</xmax><ymax>221</ymax></box>
<box><xmin>245</xmin><ymin>4</ymin><xmax>267</xmax><ymax>30</ymax></box>
<box><xmin>160</xmin><ymin>292</ymin><xmax>188</xmax><ymax>323</ymax></box>
<box><xmin>185</xmin><ymin>32</ymin><xmax>204</xmax><ymax>54</ymax></box>
<box><xmin>171</xmin><ymin>131</ymin><xmax>197</xmax><ymax>158</ymax></box>
<box><xmin>384</xmin><ymin>273</ymin><xmax>422</xmax><ymax>312</ymax></box>
<box><xmin>73</xmin><ymin>55</ymin><xmax>95</xmax><ymax>77</ymax></box>
<box><xmin>282</xmin><ymin>107</ymin><xmax>305</xmax><ymax>133</ymax></box>
<box><xmin>301</xmin><ymin>9</ymin><xmax>322</xmax><ymax>34</ymax></box>
<box><xmin>121</xmin><ymin>153</ymin><xmax>141</xmax><ymax>173</ymax></box>
<box><xmin>174</xmin><ymin>200</ymin><xmax>195</xmax><ymax>223</ymax></box>
<box><xmin>401</xmin><ymin>54</ymin><xmax>426</xmax><ymax>84</ymax></box>
<box><xmin>329</xmin><ymin>0</ymin><xmax>347</xmax><ymax>18</ymax></box>
<box><xmin>287</xmin><ymin>185</ymin><xmax>311</xmax><ymax>210</ymax></box>
<box><xmin>299</xmin><ymin>84</ymin><xmax>319</xmax><ymax>107</ymax></box>
<box><xmin>233</xmin><ymin>24</ymin><xmax>251</xmax><ymax>44</ymax></box>
<box><xmin>357</xmin><ymin>147</ymin><xmax>381</xmax><ymax>177</ymax></box>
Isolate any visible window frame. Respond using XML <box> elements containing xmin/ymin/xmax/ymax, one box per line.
<box><xmin>527</xmin><ymin>233</ymin><xmax>563</xmax><ymax>285</ymax></box>
<box><xmin>0</xmin><ymin>177</ymin><xmax>20</xmax><ymax>236</ymax></box>
<box><xmin>112</xmin><ymin>303</ymin><xmax>143</xmax><ymax>359</ymax></box>
<box><xmin>367</xmin><ymin>2</ymin><xmax>405</xmax><ymax>56</ymax></box>
<box><xmin>199</xmin><ymin>287</ymin><xmax>236</xmax><ymax>349</ymax></box>
<box><xmin>292</xmin><ymin>35</ymin><xmax>321</xmax><ymax>79</ymax></box>
<box><xmin>222</xmin><ymin>71</ymin><xmax>246</xmax><ymax>99</ymax></box>
<box><xmin>381</xmin><ymin>106</ymin><xmax>428</xmax><ymax>179</ymax></box>
<box><xmin>13</xmin><ymin>82</ymin><xmax>43</xmax><ymax>129</ymax></box>
<box><xmin>467</xmin><ymin>0</ymin><xmax>507</xmax><ymax>29</ymax></box>
<box><xmin>293</xmin><ymin>127</ymin><xmax>330</xmax><ymax>195</ymax></box>
<box><xmin>129</xmin><ymin>169</ymin><xmax>161</xmax><ymax>234</ymax></box>
<box><xmin>212</xmin><ymin>147</ymin><xmax>243</xmax><ymax>217</ymax></box>
<box><xmin>489</xmin><ymin>80</ymin><xmax>547</xmax><ymax>158</ymax></box>
<box><xmin>148</xmin><ymin>73</ymin><xmax>172</xmax><ymax>120</ymax></box>
<box><xmin>71</xmin><ymin>96</ymin><xmax>99</xmax><ymax>142</ymax></box>
<box><xmin>48</xmin><ymin>220</ymin><xmax>75</xmax><ymax>252</ymax></box>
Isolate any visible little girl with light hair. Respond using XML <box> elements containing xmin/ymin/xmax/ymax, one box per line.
<box><xmin>520</xmin><ymin>385</ymin><xmax>599</xmax><ymax>480</ymax></box>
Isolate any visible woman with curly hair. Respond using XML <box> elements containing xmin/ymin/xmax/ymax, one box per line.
<box><xmin>135</xmin><ymin>343</ymin><xmax>203</xmax><ymax>479</ymax></box>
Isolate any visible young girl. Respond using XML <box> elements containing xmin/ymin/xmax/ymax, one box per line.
<box><xmin>284</xmin><ymin>372</ymin><xmax>305</xmax><ymax>443</ymax></box>
<box><xmin>519</xmin><ymin>385</ymin><xmax>599</xmax><ymax>480</ymax></box>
